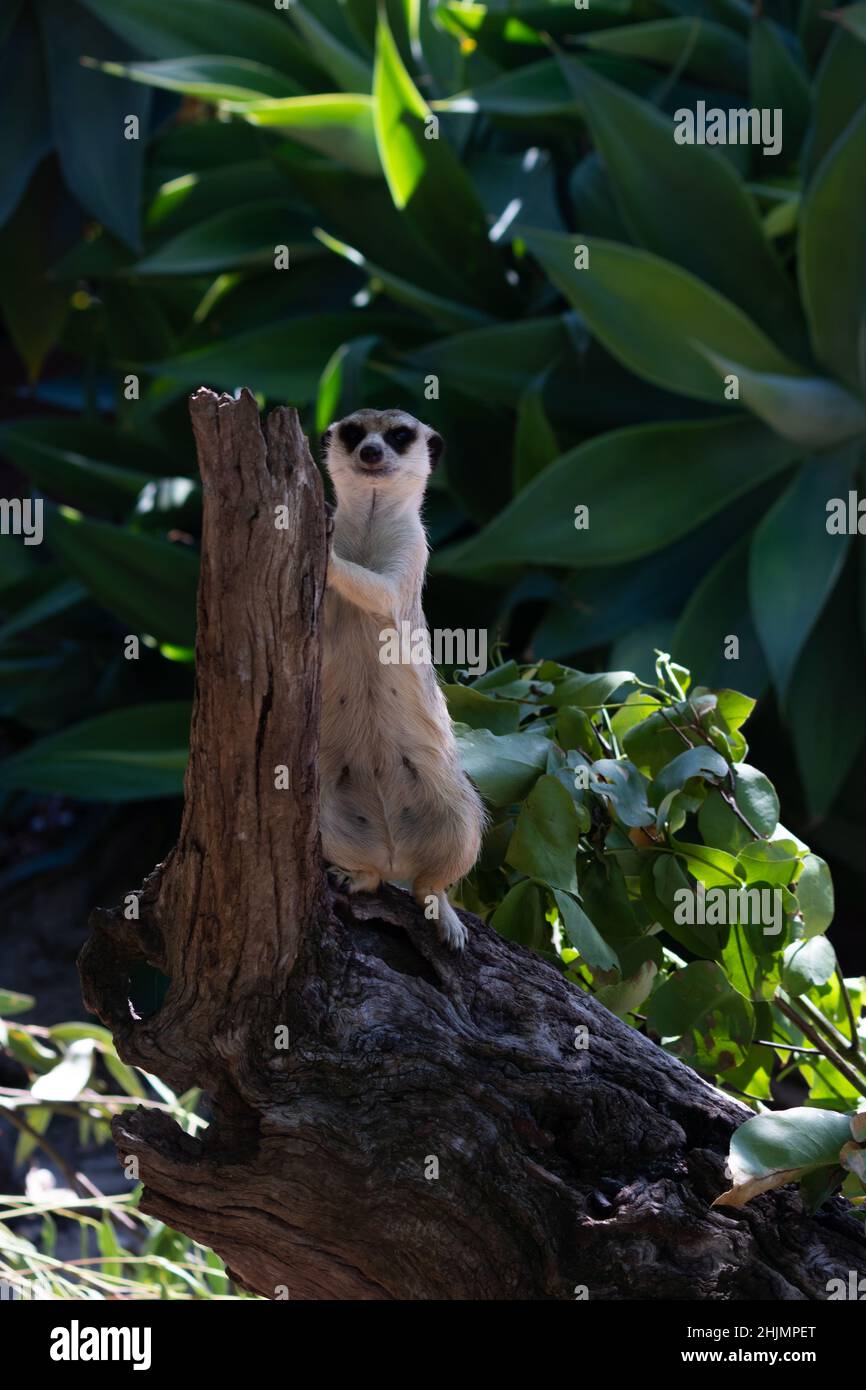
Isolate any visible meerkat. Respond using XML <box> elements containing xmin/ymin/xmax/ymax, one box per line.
<box><xmin>319</xmin><ymin>408</ymin><xmax>485</xmax><ymax>950</ymax></box>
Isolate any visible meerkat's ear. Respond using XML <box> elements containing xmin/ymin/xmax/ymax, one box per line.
<box><xmin>320</xmin><ymin>426</ymin><xmax>332</xmax><ymax>456</ymax></box>
<box><xmin>427</xmin><ymin>431</ymin><xmax>444</xmax><ymax>470</ymax></box>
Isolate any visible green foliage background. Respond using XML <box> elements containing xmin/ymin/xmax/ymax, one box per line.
<box><xmin>1</xmin><ymin>0</ymin><xmax>866</xmax><ymax>1262</ymax></box>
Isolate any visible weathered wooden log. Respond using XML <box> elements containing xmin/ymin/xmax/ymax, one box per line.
<box><xmin>78</xmin><ymin>389</ymin><xmax>866</xmax><ymax>1300</ymax></box>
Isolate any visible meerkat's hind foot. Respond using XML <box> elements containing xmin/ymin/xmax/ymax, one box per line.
<box><xmin>414</xmin><ymin>884</ymin><xmax>467</xmax><ymax>951</ymax></box>
<box><xmin>326</xmin><ymin>865</ymin><xmax>381</xmax><ymax>894</ymax></box>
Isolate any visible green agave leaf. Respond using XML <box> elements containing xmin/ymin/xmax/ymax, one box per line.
<box><xmin>800</xmin><ymin>104</ymin><xmax>866</xmax><ymax>392</ymax></box>
<box><xmin>290</xmin><ymin>2</ymin><xmax>371</xmax><ymax>91</ymax></box>
<box><xmin>673</xmin><ymin>535</ymin><xmax>769</xmax><ymax>697</ymax></box>
<box><xmin>582</xmin><ymin>18</ymin><xmax>749</xmax><ymax>88</ymax></box>
<box><xmin>749</xmin><ymin>454</ymin><xmax>855</xmax><ymax>699</ymax></box>
<box><xmin>0</xmin><ymin>418</ymin><xmax>165</xmax><ymax>513</ymax></box>
<box><xmin>787</xmin><ymin>567</ymin><xmax>866</xmax><ymax>817</ymax></box>
<box><xmin>522</xmin><ymin>229</ymin><xmax>802</xmax><ymax>403</ymax></box>
<box><xmin>373</xmin><ymin>11</ymin><xmax>507</xmax><ymax>311</ymax></box>
<box><xmin>78</xmin><ymin>0</ymin><xmax>325</xmax><ymax>87</ymax></box>
<box><xmin>38</xmin><ymin>0</ymin><xmax>152</xmax><ymax>251</ymax></box>
<box><xmin>0</xmin><ymin>10</ymin><xmax>50</xmax><ymax>229</ymax></box>
<box><xmin>825</xmin><ymin>3</ymin><xmax>866</xmax><ymax>42</ymax></box>
<box><xmin>438</xmin><ymin>59</ymin><xmax>575</xmax><ymax>120</ymax></box>
<box><xmin>90</xmin><ymin>54</ymin><xmax>301</xmax><ymax>101</ymax></box>
<box><xmin>802</xmin><ymin>26</ymin><xmax>866</xmax><ymax>180</ymax></box>
<box><xmin>506</xmin><ymin>775</ymin><xmax>580</xmax><ymax>893</ymax></box>
<box><xmin>146</xmin><ymin>312</ymin><xmax>411</xmax><ymax>400</ymax></box>
<box><xmin>715</xmin><ymin>1106</ymin><xmax>853</xmax><ymax>1206</ymax></box>
<box><xmin>0</xmin><ymin>578</ymin><xmax>87</xmax><ymax>646</ymax></box>
<box><xmin>411</xmin><ymin>317</ymin><xmax>572</xmax><ymax>406</ymax></box>
<box><xmin>647</xmin><ymin>959</ymin><xmax>754</xmax><ymax>1071</ymax></box>
<box><xmin>513</xmin><ymin>370</ymin><xmax>559</xmax><ymax>491</ymax></box>
<box><xmin>749</xmin><ymin>18</ymin><xmax>811</xmax><ymax>163</ymax></box>
<box><xmin>697</xmin><ymin>347</ymin><xmax>866</xmax><ymax>447</ymax></box>
<box><xmin>0</xmin><ymin>702</ymin><xmax>190</xmax><ymax>801</ymax></box>
<box><xmin>228</xmin><ymin>94</ymin><xmax>380</xmax><ymax>176</ymax></box>
<box><xmin>136</xmin><ymin>201</ymin><xmax>311</xmax><ymax>275</ymax></box>
<box><xmin>314</xmin><ymin>228</ymin><xmax>492</xmax><ymax>332</ymax></box>
<box><xmin>556</xmin><ymin>58</ymin><xmax>805</xmax><ymax>352</ymax></box>
<box><xmin>433</xmin><ymin>416</ymin><xmax>798</xmax><ymax>575</ymax></box>
<box><xmin>45</xmin><ymin>506</ymin><xmax>198</xmax><ymax>646</ymax></box>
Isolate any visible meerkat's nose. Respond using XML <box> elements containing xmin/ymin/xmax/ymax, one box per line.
<box><xmin>360</xmin><ymin>442</ymin><xmax>383</xmax><ymax>463</ymax></box>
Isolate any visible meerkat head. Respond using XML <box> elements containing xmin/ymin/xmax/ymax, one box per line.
<box><xmin>320</xmin><ymin>408</ymin><xmax>443</xmax><ymax>502</ymax></box>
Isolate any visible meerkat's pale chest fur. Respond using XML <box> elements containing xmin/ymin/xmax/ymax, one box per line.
<box><xmin>319</xmin><ymin>408</ymin><xmax>484</xmax><ymax>950</ymax></box>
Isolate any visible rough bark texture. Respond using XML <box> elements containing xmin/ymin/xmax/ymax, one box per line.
<box><xmin>79</xmin><ymin>390</ymin><xmax>866</xmax><ymax>1301</ymax></box>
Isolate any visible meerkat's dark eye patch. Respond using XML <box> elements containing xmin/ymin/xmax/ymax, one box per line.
<box><xmin>427</xmin><ymin>432</ymin><xmax>445</xmax><ymax>469</ymax></box>
<box><xmin>338</xmin><ymin>421</ymin><xmax>365</xmax><ymax>452</ymax></box>
<box><xmin>384</xmin><ymin>425</ymin><xmax>416</xmax><ymax>453</ymax></box>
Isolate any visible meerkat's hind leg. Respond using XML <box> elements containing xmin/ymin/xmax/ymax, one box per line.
<box><xmin>326</xmin><ymin>865</ymin><xmax>382</xmax><ymax>894</ymax></box>
<box><xmin>413</xmin><ymin>882</ymin><xmax>468</xmax><ymax>951</ymax></box>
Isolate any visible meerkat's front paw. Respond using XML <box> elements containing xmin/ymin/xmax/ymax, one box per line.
<box><xmin>326</xmin><ymin>865</ymin><xmax>381</xmax><ymax>894</ymax></box>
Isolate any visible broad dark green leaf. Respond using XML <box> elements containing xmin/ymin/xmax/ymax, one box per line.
<box><xmin>136</xmin><ymin>201</ymin><xmax>311</xmax><ymax>274</ymax></box>
<box><xmin>802</xmin><ymin>27</ymin><xmax>866</xmax><ymax>180</ymax></box>
<box><xmin>0</xmin><ymin>419</ymin><xmax>160</xmax><ymax>513</ymax></box>
<box><xmin>315</xmin><ymin>228</ymin><xmax>492</xmax><ymax>332</ymax></box>
<box><xmin>79</xmin><ymin>0</ymin><xmax>324</xmax><ymax>86</ymax></box>
<box><xmin>290</xmin><ymin>2</ymin><xmax>371</xmax><ymax>91</ymax></box>
<box><xmin>799</xmin><ymin>105</ymin><xmax>866</xmax><ymax>392</ymax></box>
<box><xmin>749</xmin><ymin>19</ymin><xmax>811</xmax><ymax>163</ymax></box>
<box><xmin>39</xmin><ymin>0</ymin><xmax>153</xmax><ymax>250</ymax></box>
<box><xmin>522</xmin><ymin>230</ymin><xmax>803</xmax><ymax>402</ymax></box>
<box><xmin>749</xmin><ymin>454</ymin><xmax>855</xmax><ymax>698</ymax></box>
<box><xmin>411</xmin><ymin>317</ymin><xmax>572</xmax><ymax>406</ymax></box>
<box><xmin>583</xmin><ymin>19</ymin><xmax>749</xmax><ymax>88</ymax></box>
<box><xmin>0</xmin><ymin>702</ymin><xmax>190</xmax><ymax>800</ymax></box>
<box><xmin>45</xmin><ymin>507</ymin><xmax>198</xmax><ymax>646</ymax></box>
<box><xmin>0</xmin><ymin>10</ymin><xmax>50</xmax><ymax>228</ymax></box>
<box><xmin>673</xmin><ymin>535</ymin><xmax>769</xmax><ymax>697</ymax></box>
<box><xmin>697</xmin><ymin>348</ymin><xmax>866</xmax><ymax>447</ymax></box>
<box><xmin>434</xmin><ymin>416</ymin><xmax>798</xmax><ymax>575</ymax></box>
<box><xmin>147</xmin><ymin>312</ymin><xmax>412</xmax><ymax>400</ymax></box>
<box><xmin>787</xmin><ymin>566</ymin><xmax>866</xmax><ymax>817</ymax></box>
<box><xmin>557</xmin><ymin>58</ymin><xmax>805</xmax><ymax>351</ymax></box>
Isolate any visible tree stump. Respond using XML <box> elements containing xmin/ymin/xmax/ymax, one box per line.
<box><xmin>78</xmin><ymin>389</ymin><xmax>866</xmax><ymax>1300</ymax></box>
